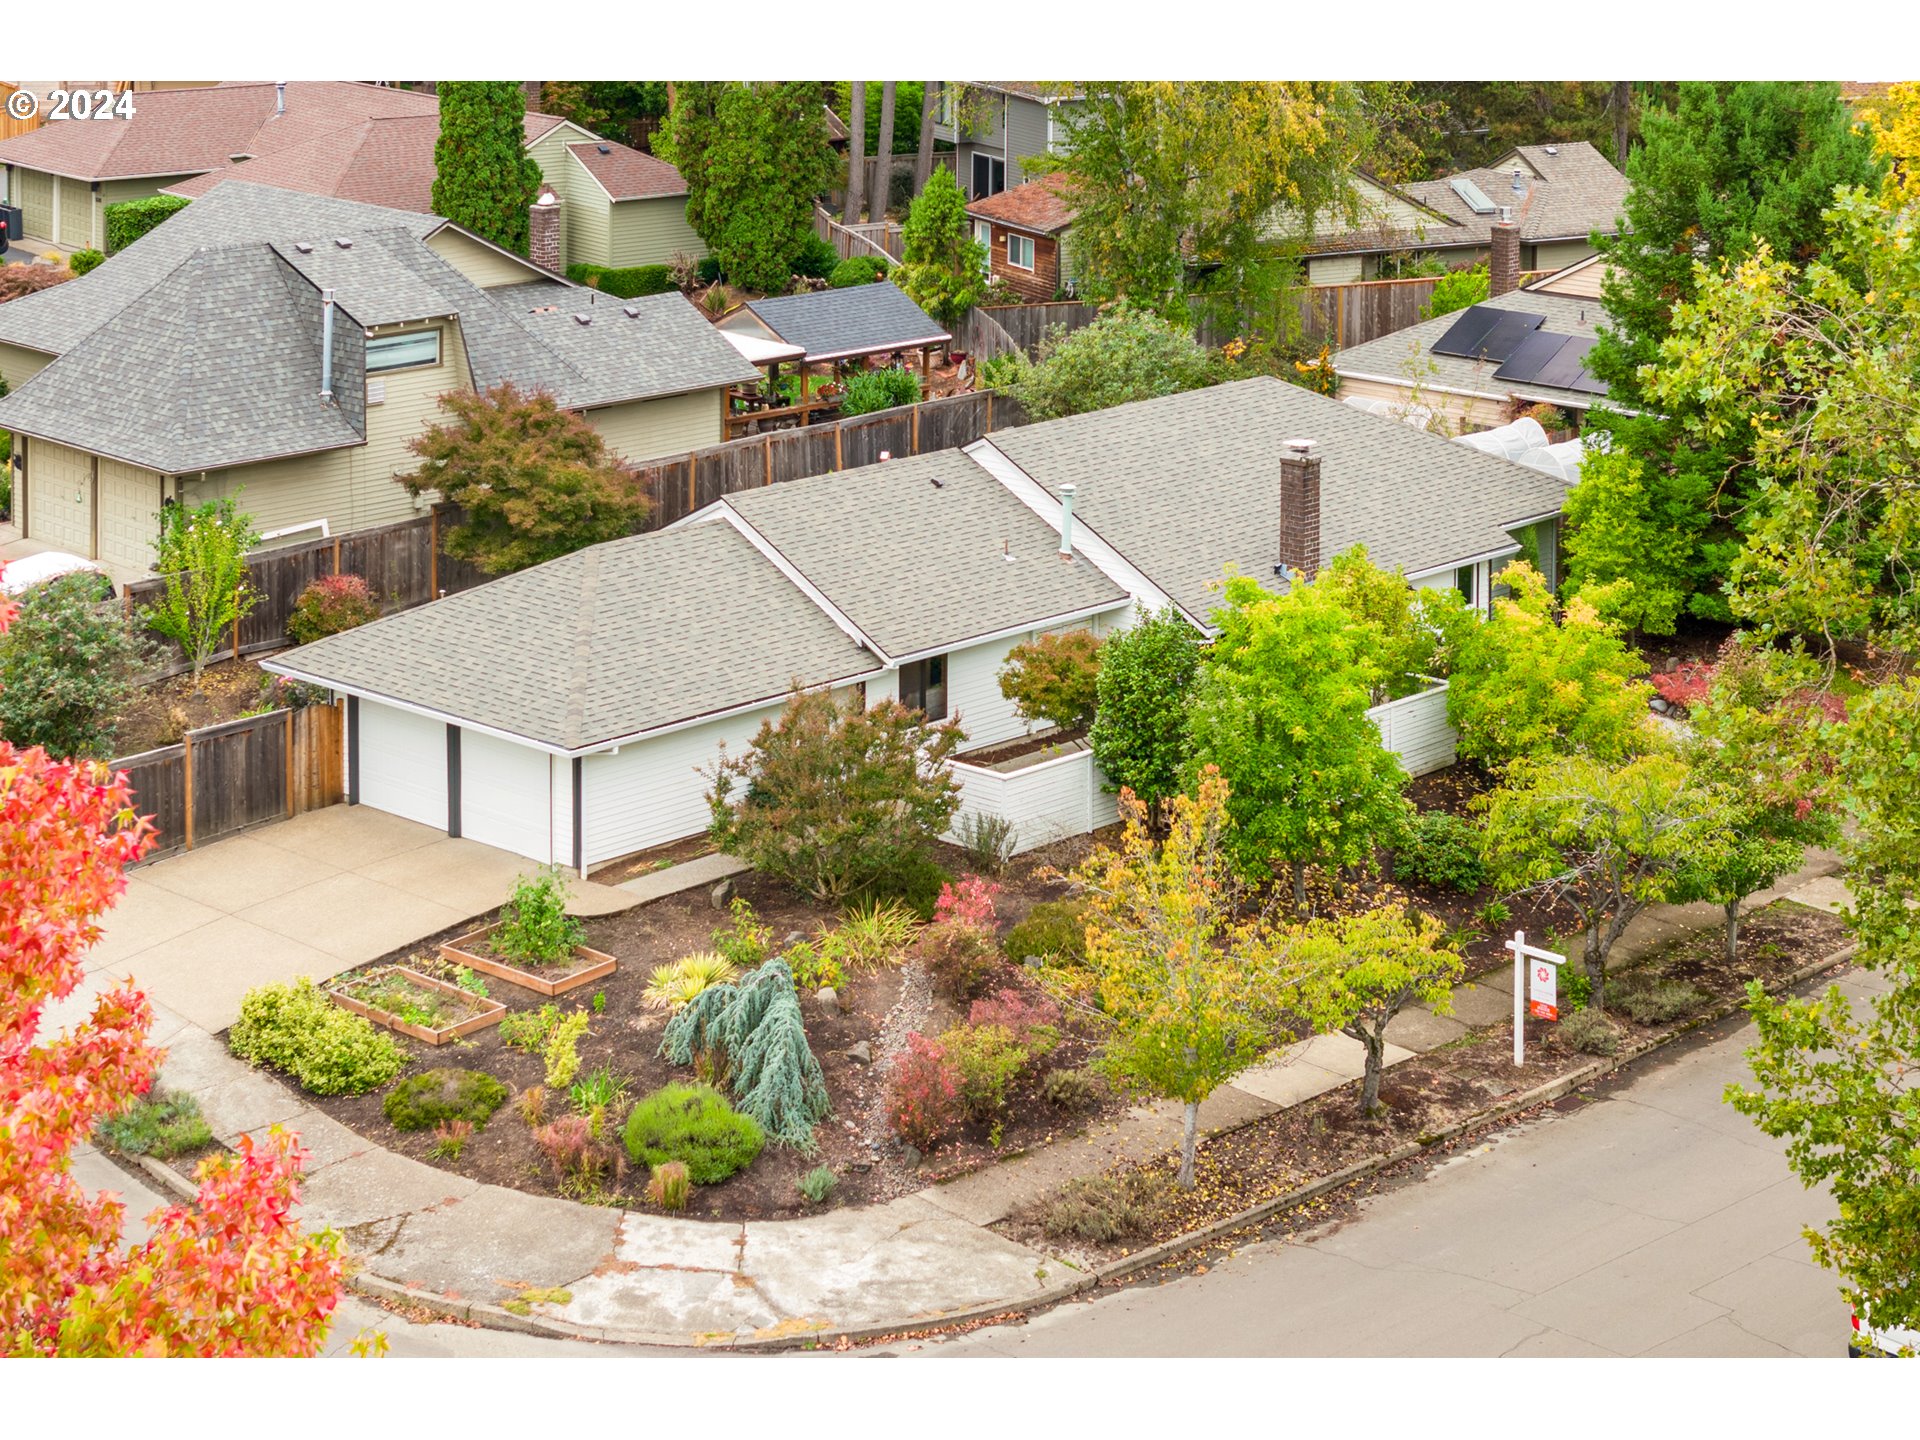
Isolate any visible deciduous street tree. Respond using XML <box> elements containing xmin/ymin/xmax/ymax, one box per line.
<box><xmin>400</xmin><ymin>381</ymin><xmax>649</xmax><ymax>575</ymax></box>
<box><xmin>1087</xmin><ymin>606</ymin><xmax>1202</xmax><ymax>820</ymax></box>
<box><xmin>432</xmin><ymin>82</ymin><xmax>544</xmax><ymax>256</ymax></box>
<box><xmin>1058</xmin><ymin>769</ymin><xmax>1333</xmax><ymax>1186</ymax></box>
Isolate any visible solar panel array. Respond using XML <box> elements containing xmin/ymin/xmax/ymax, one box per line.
<box><xmin>1431</xmin><ymin>304</ymin><xmax>1546</xmax><ymax>362</ymax></box>
<box><xmin>1430</xmin><ymin>305</ymin><xmax>1607</xmax><ymax>395</ymax></box>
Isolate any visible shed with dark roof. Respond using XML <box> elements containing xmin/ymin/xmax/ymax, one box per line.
<box><xmin>721</xmin><ymin>280</ymin><xmax>951</xmax><ymax>367</ymax></box>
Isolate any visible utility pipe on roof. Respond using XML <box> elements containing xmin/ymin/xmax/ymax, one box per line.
<box><xmin>1058</xmin><ymin>482</ymin><xmax>1076</xmax><ymax>561</ymax></box>
<box><xmin>320</xmin><ymin>288</ymin><xmax>335</xmax><ymax>404</ymax></box>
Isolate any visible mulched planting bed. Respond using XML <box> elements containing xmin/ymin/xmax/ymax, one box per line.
<box><xmin>116</xmin><ymin>655</ymin><xmax>282</xmax><ymax>754</ymax></box>
<box><xmin>588</xmin><ymin>833</ymin><xmax>717</xmax><ymax>887</ymax></box>
<box><xmin>996</xmin><ymin>901</ymin><xmax>1848</xmax><ymax>1267</ymax></box>
<box><xmin>302</xmin><ymin>854</ymin><xmax>1119</xmax><ymax>1222</ymax></box>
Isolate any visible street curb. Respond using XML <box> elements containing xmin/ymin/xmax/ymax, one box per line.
<box><xmin>125</xmin><ymin>941</ymin><xmax>1857</xmax><ymax>1351</ymax></box>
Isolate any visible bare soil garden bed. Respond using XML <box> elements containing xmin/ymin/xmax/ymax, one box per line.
<box><xmin>439</xmin><ymin>925</ymin><xmax>617</xmax><ymax>996</ymax></box>
<box><xmin>328</xmin><ymin>966</ymin><xmax>504</xmax><ymax>1045</ymax></box>
<box><xmin>996</xmin><ymin>901</ymin><xmax>1848</xmax><ymax>1265</ymax></box>
<box><xmin>115</xmin><ymin>655</ymin><xmax>282</xmax><ymax>755</ymax></box>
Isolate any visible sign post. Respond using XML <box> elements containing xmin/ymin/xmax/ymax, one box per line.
<box><xmin>1508</xmin><ymin>930</ymin><xmax>1567</xmax><ymax>1066</ymax></box>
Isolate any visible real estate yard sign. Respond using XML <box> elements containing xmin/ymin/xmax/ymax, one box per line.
<box><xmin>1508</xmin><ymin>930</ymin><xmax>1565</xmax><ymax>1065</ymax></box>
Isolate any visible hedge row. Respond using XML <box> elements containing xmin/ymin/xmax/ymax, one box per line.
<box><xmin>105</xmin><ymin>195</ymin><xmax>190</xmax><ymax>254</ymax></box>
<box><xmin>564</xmin><ymin>262</ymin><xmax>677</xmax><ymax>299</ymax></box>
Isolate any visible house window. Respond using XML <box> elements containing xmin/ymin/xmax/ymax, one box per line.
<box><xmin>1006</xmin><ymin>233</ymin><xmax>1035</xmax><ymax>271</ymax></box>
<box><xmin>971</xmin><ymin>153</ymin><xmax>1005</xmax><ymax>200</ymax></box>
<box><xmin>898</xmin><ymin>655</ymin><xmax>948</xmax><ymax>721</ymax></box>
<box><xmin>366</xmin><ymin>329</ymin><xmax>440</xmax><ymax>373</ymax></box>
<box><xmin>1455</xmin><ymin>564</ymin><xmax>1477</xmax><ymax>607</ymax></box>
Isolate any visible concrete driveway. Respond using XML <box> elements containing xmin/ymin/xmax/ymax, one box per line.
<box><xmin>79</xmin><ymin>805</ymin><xmax>634</xmax><ymax>1033</ymax></box>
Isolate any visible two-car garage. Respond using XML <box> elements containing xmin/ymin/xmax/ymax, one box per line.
<box><xmin>16</xmin><ymin>437</ymin><xmax>169</xmax><ymax>579</ymax></box>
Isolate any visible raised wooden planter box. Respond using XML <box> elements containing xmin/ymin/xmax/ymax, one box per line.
<box><xmin>328</xmin><ymin>966</ymin><xmax>505</xmax><ymax>1045</ymax></box>
<box><xmin>439</xmin><ymin>924</ymin><xmax>617</xmax><ymax>997</ymax></box>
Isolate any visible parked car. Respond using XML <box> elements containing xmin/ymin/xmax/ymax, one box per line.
<box><xmin>0</xmin><ymin>551</ymin><xmax>108</xmax><ymax>595</ymax></box>
<box><xmin>1851</xmin><ymin>1307</ymin><xmax>1918</xmax><ymax>1357</ymax></box>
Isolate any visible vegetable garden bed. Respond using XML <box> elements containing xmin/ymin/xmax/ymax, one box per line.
<box><xmin>440</xmin><ymin>924</ymin><xmax>618</xmax><ymax>997</ymax></box>
<box><xmin>329</xmin><ymin>966</ymin><xmax>505</xmax><ymax>1045</ymax></box>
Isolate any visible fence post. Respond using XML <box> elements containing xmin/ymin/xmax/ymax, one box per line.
<box><xmin>182</xmin><ymin>732</ymin><xmax>194</xmax><ymax>851</ymax></box>
<box><xmin>686</xmin><ymin>455</ymin><xmax>696</xmax><ymax>515</ymax></box>
<box><xmin>332</xmin><ymin>536</ymin><xmax>341</xmax><ymax>575</ymax></box>
<box><xmin>764</xmin><ymin>438</ymin><xmax>773</xmax><ymax>486</ymax></box>
<box><xmin>284</xmin><ymin>709</ymin><xmax>295</xmax><ymax>819</ymax></box>
<box><xmin>834</xmin><ymin>423</ymin><xmax>843</xmax><ymax>471</ymax></box>
<box><xmin>986</xmin><ymin>392</ymin><xmax>994</xmax><ymax>432</ymax></box>
<box><xmin>232</xmin><ymin>583</ymin><xmax>241</xmax><ymax>659</ymax></box>
<box><xmin>912</xmin><ymin>403</ymin><xmax>921</xmax><ymax>454</ymax></box>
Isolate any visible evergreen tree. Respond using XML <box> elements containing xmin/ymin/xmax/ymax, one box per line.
<box><xmin>895</xmin><ymin>165</ymin><xmax>985</xmax><ymax>326</ymax></box>
<box><xmin>662</xmin><ymin>83</ymin><xmax>836</xmax><ymax>294</ymax></box>
<box><xmin>432</xmin><ymin>82</ymin><xmax>544</xmax><ymax>256</ymax></box>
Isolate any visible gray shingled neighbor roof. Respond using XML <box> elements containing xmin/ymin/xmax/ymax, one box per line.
<box><xmin>985</xmin><ymin>377</ymin><xmax>1571</xmax><ymax>625</ymax></box>
<box><xmin>720</xmin><ymin>450</ymin><xmax>1129</xmax><ymax>660</ymax></box>
<box><xmin>734</xmin><ymin>281</ymin><xmax>950</xmax><ymax>363</ymax></box>
<box><xmin>1332</xmin><ymin>288</ymin><xmax>1611</xmax><ymax>412</ymax></box>
<box><xmin>510</xmin><ymin>290</ymin><xmax>758</xmax><ymax>407</ymax></box>
<box><xmin>1404</xmin><ymin>143</ymin><xmax>1629</xmax><ymax>245</ymax></box>
<box><xmin>268</xmin><ymin>523</ymin><xmax>879</xmax><ymax>752</ymax></box>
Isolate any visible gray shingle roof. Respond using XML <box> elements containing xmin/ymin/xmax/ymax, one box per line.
<box><xmin>985</xmin><ymin>377</ymin><xmax>1571</xmax><ymax>625</ymax></box>
<box><xmin>270</xmin><ymin>523</ymin><xmax>879</xmax><ymax>752</ymax></box>
<box><xmin>509</xmin><ymin>290</ymin><xmax>758</xmax><ymax>406</ymax></box>
<box><xmin>735</xmin><ymin>281</ymin><xmax>950</xmax><ymax>363</ymax></box>
<box><xmin>1332</xmin><ymin>288</ymin><xmax>1610</xmax><ymax>411</ymax></box>
<box><xmin>278</xmin><ymin>229</ymin><xmax>457</xmax><ymax>328</ymax></box>
<box><xmin>1401</xmin><ymin>142</ymin><xmax>1629</xmax><ymax>245</ymax></box>
<box><xmin>720</xmin><ymin>450</ymin><xmax>1128</xmax><ymax>660</ymax></box>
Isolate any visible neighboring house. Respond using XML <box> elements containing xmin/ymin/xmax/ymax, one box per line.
<box><xmin>0</xmin><ymin>181</ymin><xmax>756</xmax><ymax>580</ymax></box>
<box><xmin>966</xmin><ymin>173</ymin><xmax>1078</xmax><ymax>301</ymax></box>
<box><xmin>266</xmin><ymin>375</ymin><xmax>1572</xmax><ymax>873</ymax></box>
<box><xmin>0</xmin><ymin>81</ymin><xmax>442</xmax><ymax>252</ymax></box>
<box><xmin>165</xmin><ymin>115</ymin><xmax>705</xmax><ymax>272</ymax></box>
<box><xmin>932</xmin><ymin>82</ymin><xmax>1082</xmax><ymax>200</ymax></box>
<box><xmin>1297</xmin><ymin>142</ymin><xmax>1628</xmax><ymax>285</ymax></box>
<box><xmin>1332</xmin><ymin>244</ymin><xmax>1617</xmax><ymax>434</ymax></box>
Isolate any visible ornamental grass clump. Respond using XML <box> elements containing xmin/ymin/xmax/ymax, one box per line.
<box><xmin>642</xmin><ymin>952</ymin><xmax>740</xmax><ymax>1012</ymax></box>
<box><xmin>659</xmin><ymin>958</ymin><xmax>829</xmax><ymax>1148</ymax></box>
<box><xmin>92</xmin><ymin>1090</ymin><xmax>212</xmax><ymax>1161</ymax></box>
<box><xmin>495</xmin><ymin>868</ymin><xmax>585</xmax><ymax>964</ymax></box>
<box><xmin>645</xmin><ymin>1160</ymin><xmax>692</xmax><ymax>1211</ymax></box>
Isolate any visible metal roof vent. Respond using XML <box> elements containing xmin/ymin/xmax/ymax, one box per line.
<box><xmin>596</xmin><ymin>144</ymin><xmax>611</xmax><ymax>155</ymax></box>
<box><xmin>1285</xmin><ymin>437</ymin><xmax>1315</xmax><ymax>454</ymax></box>
<box><xmin>1511</xmin><ymin>168</ymin><xmax>1527</xmax><ymax>195</ymax></box>
<box><xmin>623</xmin><ymin>305</ymin><xmax>640</xmax><ymax>318</ymax></box>
<box><xmin>294</xmin><ymin>242</ymin><xmax>313</xmax><ymax>254</ymax></box>
<box><xmin>334</xmin><ymin>237</ymin><xmax>352</xmax><ymax>250</ymax></box>
<box><xmin>574</xmin><ymin>313</ymin><xmax>592</xmax><ymax>325</ymax></box>
<box><xmin>1544</xmin><ymin>145</ymin><xmax>1559</xmax><ymax>156</ymax></box>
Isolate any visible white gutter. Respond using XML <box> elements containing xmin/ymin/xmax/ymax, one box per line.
<box><xmin>1405</xmin><ymin>543</ymin><xmax>1524</xmax><ymax>583</ymax></box>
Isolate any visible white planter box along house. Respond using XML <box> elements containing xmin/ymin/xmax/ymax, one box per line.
<box><xmin>1365</xmin><ymin>677</ymin><xmax>1457</xmax><ymax>778</ymax></box>
<box><xmin>948</xmin><ymin>739</ymin><xmax>1122</xmax><ymax>857</ymax></box>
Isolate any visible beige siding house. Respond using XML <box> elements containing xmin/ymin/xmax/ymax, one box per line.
<box><xmin>559</xmin><ymin>141</ymin><xmax>706</xmax><ymax>269</ymax></box>
<box><xmin>0</xmin><ymin>182</ymin><xmax>757</xmax><ymax>582</ymax></box>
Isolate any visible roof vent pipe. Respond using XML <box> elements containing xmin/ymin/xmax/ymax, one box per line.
<box><xmin>320</xmin><ymin>287</ymin><xmax>335</xmax><ymax>404</ymax></box>
<box><xmin>1058</xmin><ymin>482</ymin><xmax>1076</xmax><ymax>562</ymax></box>
<box><xmin>276</xmin><ymin>82</ymin><xmax>286</xmax><ymax>117</ymax></box>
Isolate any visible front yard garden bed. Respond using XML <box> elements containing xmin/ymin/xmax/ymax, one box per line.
<box><xmin>996</xmin><ymin>901</ymin><xmax>1848</xmax><ymax>1267</ymax></box>
<box><xmin>328</xmin><ymin>966</ymin><xmax>505</xmax><ymax>1045</ymax></box>
<box><xmin>439</xmin><ymin>924</ymin><xmax>617</xmax><ymax>997</ymax></box>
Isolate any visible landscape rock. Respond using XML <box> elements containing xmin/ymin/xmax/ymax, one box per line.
<box><xmin>709</xmin><ymin>877</ymin><xmax>736</xmax><ymax>909</ymax></box>
<box><xmin>900</xmin><ymin>1144</ymin><xmax>923</xmax><ymax>1168</ymax></box>
<box><xmin>816</xmin><ymin>986</ymin><xmax>839</xmax><ymax>1014</ymax></box>
<box><xmin>1650</xmin><ymin>698</ymin><xmax>1671</xmax><ymax>714</ymax></box>
<box><xmin>847</xmin><ymin>1041</ymin><xmax>873</xmax><ymax>1066</ymax></box>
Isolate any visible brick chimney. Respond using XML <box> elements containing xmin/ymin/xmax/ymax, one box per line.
<box><xmin>530</xmin><ymin>185</ymin><xmax>561</xmax><ymax>272</ymax></box>
<box><xmin>1278</xmin><ymin>439</ymin><xmax>1322</xmax><ymax>582</ymax></box>
<box><xmin>521</xmin><ymin>81</ymin><xmax>544</xmax><ymax>114</ymax></box>
<box><xmin>1489</xmin><ymin>214</ymin><xmax>1521</xmax><ymax>298</ymax></box>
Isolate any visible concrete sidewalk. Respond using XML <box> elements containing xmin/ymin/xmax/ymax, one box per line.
<box><xmin>66</xmin><ymin>805</ymin><xmax>636</xmax><ymax>1034</ymax></box>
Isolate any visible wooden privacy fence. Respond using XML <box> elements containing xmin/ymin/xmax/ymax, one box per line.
<box><xmin>813</xmin><ymin>206</ymin><xmax>903</xmax><ymax>263</ymax></box>
<box><xmin>638</xmin><ymin>388</ymin><xmax>1031</xmax><ymax>528</ymax></box>
<box><xmin>123</xmin><ymin>505</ymin><xmax>488</xmax><ymax>680</ymax></box>
<box><xmin>956</xmin><ymin>307</ymin><xmax>1021</xmax><ymax>363</ymax></box>
<box><xmin>1196</xmin><ymin>272</ymin><xmax>1558</xmax><ymax>353</ymax></box>
<box><xmin>977</xmin><ymin>302</ymin><xmax>1101</xmax><ymax>358</ymax></box>
<box><xmin>114</xmin><ymin>702</ymin><xmax>345</xmax><ymax>862</ymax></box>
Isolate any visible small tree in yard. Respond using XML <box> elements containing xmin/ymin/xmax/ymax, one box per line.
<box><xmin>400</xmin><ymin>382</ymin><xmax>648</xmax><ymax>575</ymax></box>
<box><xmin>1296</xmin><ymin>906</ymin><xmax>1464</xmax><ymax>1116</ymax></box>
<box><xmin>998</xmin><ymin>629</ymin><xmax>1102</xmax><ymax>733</ymax></box>
<box><xmin>1188</xmin><ymin>574</ymin><xmax>1411</xmax><ymax>907</ymax></box>
<box><xmin>706</xmin><ymin>686</ymin><xmax>964</xmax><ymax>903</ymax></box>
<box><xmin>1088</xmin><ymin>606</ymin><xmax>1202</xmax><ymax>818</ymax></box>
<box><xmin>142</xmin><ymin>497</ymin><xmax>258</xmax><ymax>686</ymax></box>
<box><xmin>431</xmin><ymin>82</ymin><xmax>543</xmax><ymax>256</ymax></box>
<box><xmin>1056</xmin><ymin>768</ymin><xmax>1333</xmax><ymax>1188</ymax></box>
<box><xmin>1013</xmin><ymin>305</ymin><xmax>1221</xmax><ymax>421</ymax></box>
<box><xmin>1480</xmin><ymin>751</ymin><xmax>1732</xmax><ymax>1012</ymax></box>
<box><xmin>0</xmin><ymin>573</ymin><xmax>154</xmax><ymax>759</ymax></box>
<box><xmin>895</xmin><ymin>165</ymin><xmax>986</xmax><ymax>327</ymax></box>
<box><xmin>1441</xmin><ymin>561</ymin><xmax>1654</xmax><ymax>771</ymax></box>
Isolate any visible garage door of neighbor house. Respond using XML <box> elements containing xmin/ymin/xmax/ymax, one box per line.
<box><xmin>458</xmin><ymin>728</ymin><xmax>554</xmax><ymax>863</ymax></box>
<box><xmin>24</xmin><ymin>440</ymin><xmax>92</xmax><ymax>553</ymax></box>
<box><xmin>96</xmin><ymin>460</ymin><xmax>162</xmax><ymax>574</ymax></box>
<box><xmin>357</xmin><ymin>702</ymin><xmax>448</xmax><ymax>831</ymax></box>
<box><xmin>18</xmin><ymin>169</ymin><xmax>53</xmax><ymax>240</ymax></box>
<box><xmin>57</xmin><ymin>177</ymin><xmax>92</xmax><ymax>250</ymax></box>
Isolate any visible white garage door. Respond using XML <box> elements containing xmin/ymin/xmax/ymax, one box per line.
<box><xmin>459</xmin><ymin>729</ymin><xmax>555</xmax><ymax>863</ymax></box>
<box><xmin>357</xmin><ymin>702</ymin><xmax>448</xmax><ymax>831</ymax></box>
<box><xmin>24</xmin><ymin>440</ymin><xmax>92</xmax><ymax>554</ymax></box>
<box><xmin>97</xmin><ymin>460</ymin><xmax>162</xmax><ymax>575</ymax></box>
<box><xmin>582</xmin><ymin>706</ymin><xmax>772</xmax><ymax>867</ymax></box>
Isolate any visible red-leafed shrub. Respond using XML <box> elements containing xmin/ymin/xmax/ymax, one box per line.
<box><xmin>287</xmin><ymin>573</ymin><xmax>381</xmax><ymax>646</ymax></box>
<box><xmin>885</xmin><ymin>1032</ymin><xmax>962</xmax><ymax>1150</ymax></box>
<box><xmin>935</xmin><ymin>875</ymin><xmax>1000</xmax><ymax>930</ymax></box>
<box><xmin>967</xmin><ymin>987</ymin><xmax>1062</xmax><ymax>1047</ymax></box>
<box><xmin>1650</xmin><ymin>660</ymin><xmax>1714</xmax><ymax>710</ymax></box>
<box><xmin>922</xmin><ymin>877</ymin><xmax>1004</xmax><ymax>1001</ymax></box>
<box><xmin>531</xmin><ymin>1114</ymin><xmax>611</xmax><ymax>1185</ymax></box>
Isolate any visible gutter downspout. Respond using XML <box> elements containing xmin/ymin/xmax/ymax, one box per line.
<box><xmin>320</xmin><ymin>288</ymin><xmax>335</xmax><ymax>404</ymax></box>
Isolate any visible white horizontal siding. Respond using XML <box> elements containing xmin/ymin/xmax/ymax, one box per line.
<box><xmin>946</xmin><ymin>632</ymin><xmax>1028</xmax><ymax>752</ymax></box>
<box><xmin>947</xmin><ymin>746</ymin><xmax>1117</xmax><ymax>855</ymax></box>
<box><xmin>1366</xmin><ymin>679</ymin><xmax>1456</xmax><ymax>778</ymax></box>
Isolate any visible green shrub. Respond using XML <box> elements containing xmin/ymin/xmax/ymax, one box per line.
<box><xmin>1036</xmin><ymin>1170</ymin><xmax>1171</xmax><ymax>1244</ymax></box>
<box><xmin>782</xmin><ymin>940</ymin><xmax>845</xmax><ymax>993</ymax></box>
<box><xmin>999</xmin><ymin>629</ymin><xmax>1104</xmax><ymax>732</ymax></box>
<box><xmin>840</xmin><ymin>366</ymin><xmax>920</xmax><ymax>417</ymax></box>
<box><xmin>105</xmin><ymin>195</ymin><xmax>190</xmax><ymax>253</ymax></box>
<box><xmin>645</xmin><ymin>1160</ymin><xmax>692</xmax><ymax>1210</ymax></box>
<box><xmin>287</xmin><ymin>573</ymin><xmax>380</xmax><ymax>645</ymax></box>
<box><xmin>0</xmin><ymin>570</ymin><xmax>154</xmax><ymax>760</ymax></box>
<box><xmin>940</xmin><ymin>1023</ymin><xmax>1029</xmax><ymax>1135</ymax></box>
<box><xmin>696</xmin><ymin>255</ymin><xmax>723</xmax><ymax>285</ymax></box>
<box><xmin>828</xmin><ymin>255</ymin><xmax>885</xmax><ymax>288</ymax></box>
<box><xmin>383</xmin><ymin>1068</ymin><xmax>508</xmax><ymax>1132</ymax></box>
<box><xmin>852</xmin><ymin>849</ymin><xmax>953</xmax><ymax>922</ymax></box>
<box><xmin>977</xmin><ymin>349</ymin><xmax>1033</xmax><ymax>391</ymax></box>
<box><xmin>499</xmin><ymin>1003</ymin><xmax>560</xmax><ymax>1052</ymax></box>
<box><xmin>569</xmin><ymin>262</ymin><xmax>676</xmax><ymax>299</ymax></box>
<box><xmin>229</xmin><ymin>979</ymin><xmax>405</xmax><ymax>1095</ymax></box>
<box><xmin>93</xmin><ymin>1089</ymin><xmax>212</xmax><ymax>1160</ymax></box>
<box><xmin>1420</xmin><ymin>263</ymin><xmax>1490</xmax><ymax>319</ymax></box>
<box><xmin>793</xmin><ymin>233</ymin><xmax>838</xmax><ymax>279</ymax></box>
<box><xmin>543</xmin><ymin>1010</ymin><xmax>591</xmax><ymax>1089</ymax></box>
<box><xmin>1039</xmin><ymin>1066</ymin><xmax>1103</xmax><ymax>1111</ymax></box>
<box><xmin>1397</xmin><ymin>811</ymin><xmax>1487</xmax><ymax>893</ymax></box>
<box><xmin>1615</xmin><ymin>978</ymin><xmax>1707</xmax><ymax>1025</ymax></box>
<box><xmin>797</xmin><ymin>1164</ymin><xmax>837</xmax><ymax>1204</ymax></box>
<box><xmin>67</xmin><ymin>248</ymin><xmax>106</xmax><ymax>276</ymax></box>
<box><xmin>1560</xmin><ymin>1008</ymin><xmax>1621</xmax><ymax>1056</ymax></box>
<box><xmin>495</xmin><ymin>867</ymin><xmax>584</xmax><ymax>963</ymax></box>
<box><xmin>711</xmin><ymin>896</ymin><xmax>772</xmax><ymax>969</ymax></box>
<box><xmin>622</xmin><ymin>1083</ymin><xmax>764</xmax><ymax>1184</ymax></box>
<box><xmin>1003</xmin><ymin>901</ymin><xmax>1089</xmax><ymax>965</ymax></box>
<box><xmin>955</xmin><ymin>811</ymin><xmax>1016</xmax><ymax>875</ymax></box>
